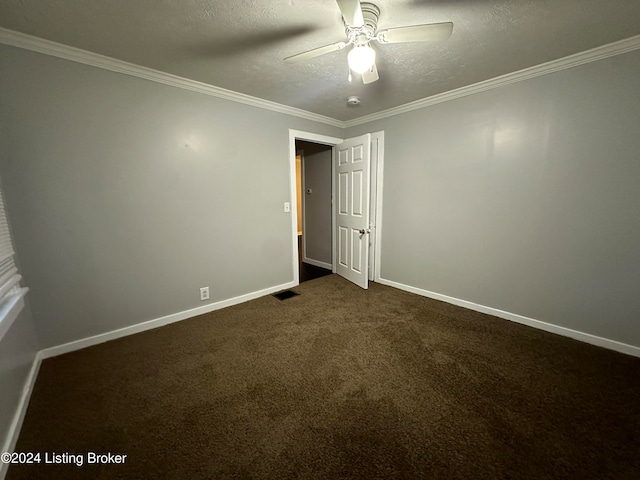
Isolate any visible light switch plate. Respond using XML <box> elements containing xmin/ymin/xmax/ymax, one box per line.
<box><xmin>284</xmin><ymin>202</ymin><xmax>290</xmax><ymax>212</ymax></box>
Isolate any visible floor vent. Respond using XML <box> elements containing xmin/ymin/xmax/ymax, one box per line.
<box><xmin>272</xmin><ymin>290</ymin><xmax>300</xmax><ymax>301</ymax></box>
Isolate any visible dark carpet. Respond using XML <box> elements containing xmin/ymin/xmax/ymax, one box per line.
<box><xmin>8</xmin><ymin>275</ymin><xmax>640</xmax><ymax>479</ymax></box>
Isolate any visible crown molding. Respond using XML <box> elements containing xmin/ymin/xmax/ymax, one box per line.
<box><xmin>343</xmin><ymin>34</ymin><xmax>640</xmax><ymax>128</ymax></box>
<box><xmin>0</xmin><ymin>27</ymin><xmax>345</xmax><ymax>128</ymax></box>
<box><xmin>2</xmin><ymin>27</ymin><xmax>640</xmax><ymax>130</ymax></box>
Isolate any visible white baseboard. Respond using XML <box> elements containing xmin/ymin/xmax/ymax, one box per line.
<box><xmin>1</xmin><ymin>351</ymin><xmax>42</xmax><ymax>480</ymax></box>
<box><xmin>40</xmin><ymin>281</ymin><xmax>296</xmax><ymax>359</ymax></box>
<box><xmin>302</xmin><ymin>257</ymin><xmax>333</xmax><ymax>270</ymax></box>
<box><xmin>377</xmin><ymin>277</ymin><xmax>640</xmax><ymax>358</ymax></box>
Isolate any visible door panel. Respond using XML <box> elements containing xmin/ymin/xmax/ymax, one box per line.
<box><xmin>352</xmin><ymin>170</ymin><xmax>363</xmax><ymax>216</ymax></box>
<box><xmin>335</xmin><ymin>134</ymin><xmax>371</xmax><ymax>289</ymax></box>
<box><xmin>338</xmin><ymin>148</ymin><xmax>349</xmax><ymax>165</ymax></box>
<box><xmin>338</xmin><ymin>172</ymin><xmax>349</xmax><ymax>215</ymax></box>
<box><xmin>339</xmin><ymin>226</ymin><xmax>348</xmax><ymax>267</ymax></box>
<box><xmin>351</xmin><ymin>228</ymin><xmax>362</xmax><ymax>273</ymax></box>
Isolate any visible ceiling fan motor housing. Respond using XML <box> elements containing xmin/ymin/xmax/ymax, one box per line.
<box><xmin>345</xmin><ymin>2</ymin><xmax>380</xmax><ymax>40</ymax></box>
<box><xmin>361</xmin><ymin>3</ymin><xmax>380</xmax><ymax>33</ymax></box>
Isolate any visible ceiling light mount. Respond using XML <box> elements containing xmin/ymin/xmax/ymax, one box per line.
<box><xmin>347</xmin><ymin>96</ymin><xmax>361</xmax><ymax>106</ymax></box>
<box><xmin>344</xmin><ymin>3</ymin><xmax>380</xmax><ymax>38</ymax></box>
<box><xmin>360</xmin><ymin>3</ymin><xmax>381</xmax><ymax>32</ymax></box>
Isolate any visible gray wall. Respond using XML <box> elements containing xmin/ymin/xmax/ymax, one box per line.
<box><xmin>0</xmin><ymin>45</ymin><xmax>341</xmax><ymax>349</ymax></box>
<box><xmin>298</xmin><ymin>142</ymin><xmax>332</xmax><ymax>266</ymax></box>
<box><xmin>0</xmin><ymin>305</ymin><xmax>38</xmax><ymax>454</ymax></box>
<box><xmin>2</xmin><ymin>41</ymin><xmax>640</xmax><ymax>354</ymax></box>
<box><xmin>347</xmin><ymin>50</ymin><xmax>640</xmax><ymax>347</ymax></box>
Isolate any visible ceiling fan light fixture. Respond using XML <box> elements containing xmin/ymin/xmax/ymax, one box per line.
<box><xmin>347</xmin><ymin>44</ymin><xmax>376</xmax><ymax>74</ymax></box>
<box><xmin>283</xmin><ymin>2</ymin><xmax>454</xmax><ymax>86</ymax></box>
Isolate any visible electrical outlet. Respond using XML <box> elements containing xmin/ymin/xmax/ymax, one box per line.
<box><xmin>200</xmin><ymin>286</ymin><xmax>210</xmax><ymax>301</ymax></box>
<box><xmin>284</xmin><ymin>202</ymin><xmax>291</xmax><ymax>213</ymax></box>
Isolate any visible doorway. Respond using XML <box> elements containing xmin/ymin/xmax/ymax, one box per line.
<box><xmin>296</xmin><ymin>140</ymin><xmax>334</xmax><ymax>283</ymax></box>
<box><xmin>288</xmin><ymin>129</ymin><xmax>384</xmax><ymax>289</ymax></box>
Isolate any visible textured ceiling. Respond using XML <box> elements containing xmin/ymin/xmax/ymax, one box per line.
<box><xmin>1</xmin><ymin>0</ymin><xmax>640</xmax><ymax>121</ymax></box>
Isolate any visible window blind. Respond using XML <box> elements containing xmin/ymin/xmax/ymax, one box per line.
<box><xmin>0</xmin><ymin>179</ymin><xmax>28</xmax><ymax>341</ymax></box>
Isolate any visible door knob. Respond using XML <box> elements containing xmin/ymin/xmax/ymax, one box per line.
<box><xmin>359</xmin><ymin>228</ymin><xmax>371</xmax><ymax>235</ymax></box>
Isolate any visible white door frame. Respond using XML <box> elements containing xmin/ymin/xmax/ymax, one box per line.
<box><xmin>369</xmin><ymin>131</ymin><xmax>385</xmax><ymax>283</ymax></box>
<box><xmin>288</xmin><ymin>129</ymin><xmax>384</xmax><ymax>286</ymax></box>
<box><xmin>289</xmin><ymin>130</ymin><xmax>343</xmax><ymax>286</ymax></box>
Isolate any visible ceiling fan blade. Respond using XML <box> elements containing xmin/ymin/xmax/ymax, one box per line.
<box><xmin>190</xmin><ymin>26</ymin><xmax>319</xmax><ymax>58</ymax></box>
<box><xmin>376</xmin><ymin>22</ymin><xmax>453</xmax><ymax>44</ymax></box>
<box><xmin>361</xmin><ymin>61</ymin><xmax>379</xmax><ymax>84</ymax></box>
<box><xmin>284</xmin><ymin>41</ymin><xmax>347</xmax><ymax>63</ymax></box>
<box><xmin>336</xmin><ymin>0</ymin><xmax>365</xmax><ymax>27</ymax></box>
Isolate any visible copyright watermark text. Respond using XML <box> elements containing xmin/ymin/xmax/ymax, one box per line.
<box><xmin>1</xmin><ymin>451</ymin><xmax>127</xmax><ymax>466</ymax></box>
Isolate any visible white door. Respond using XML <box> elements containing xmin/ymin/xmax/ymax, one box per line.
<box><xmin>335</xmin><ymin>134</ymin><xmax>371</xmax><ymax>289</ymax></box>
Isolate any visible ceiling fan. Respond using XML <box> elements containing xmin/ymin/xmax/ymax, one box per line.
<box><xmin>284</xmin><ymin>0</ymin><xmax>453</xmax><ymax>84</ymax></box>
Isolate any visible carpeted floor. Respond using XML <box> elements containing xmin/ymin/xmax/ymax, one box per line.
<box><xmin>8</xmin><ymin>275</ymin><xmax>640</xmax><ymax>479</ymax></box>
